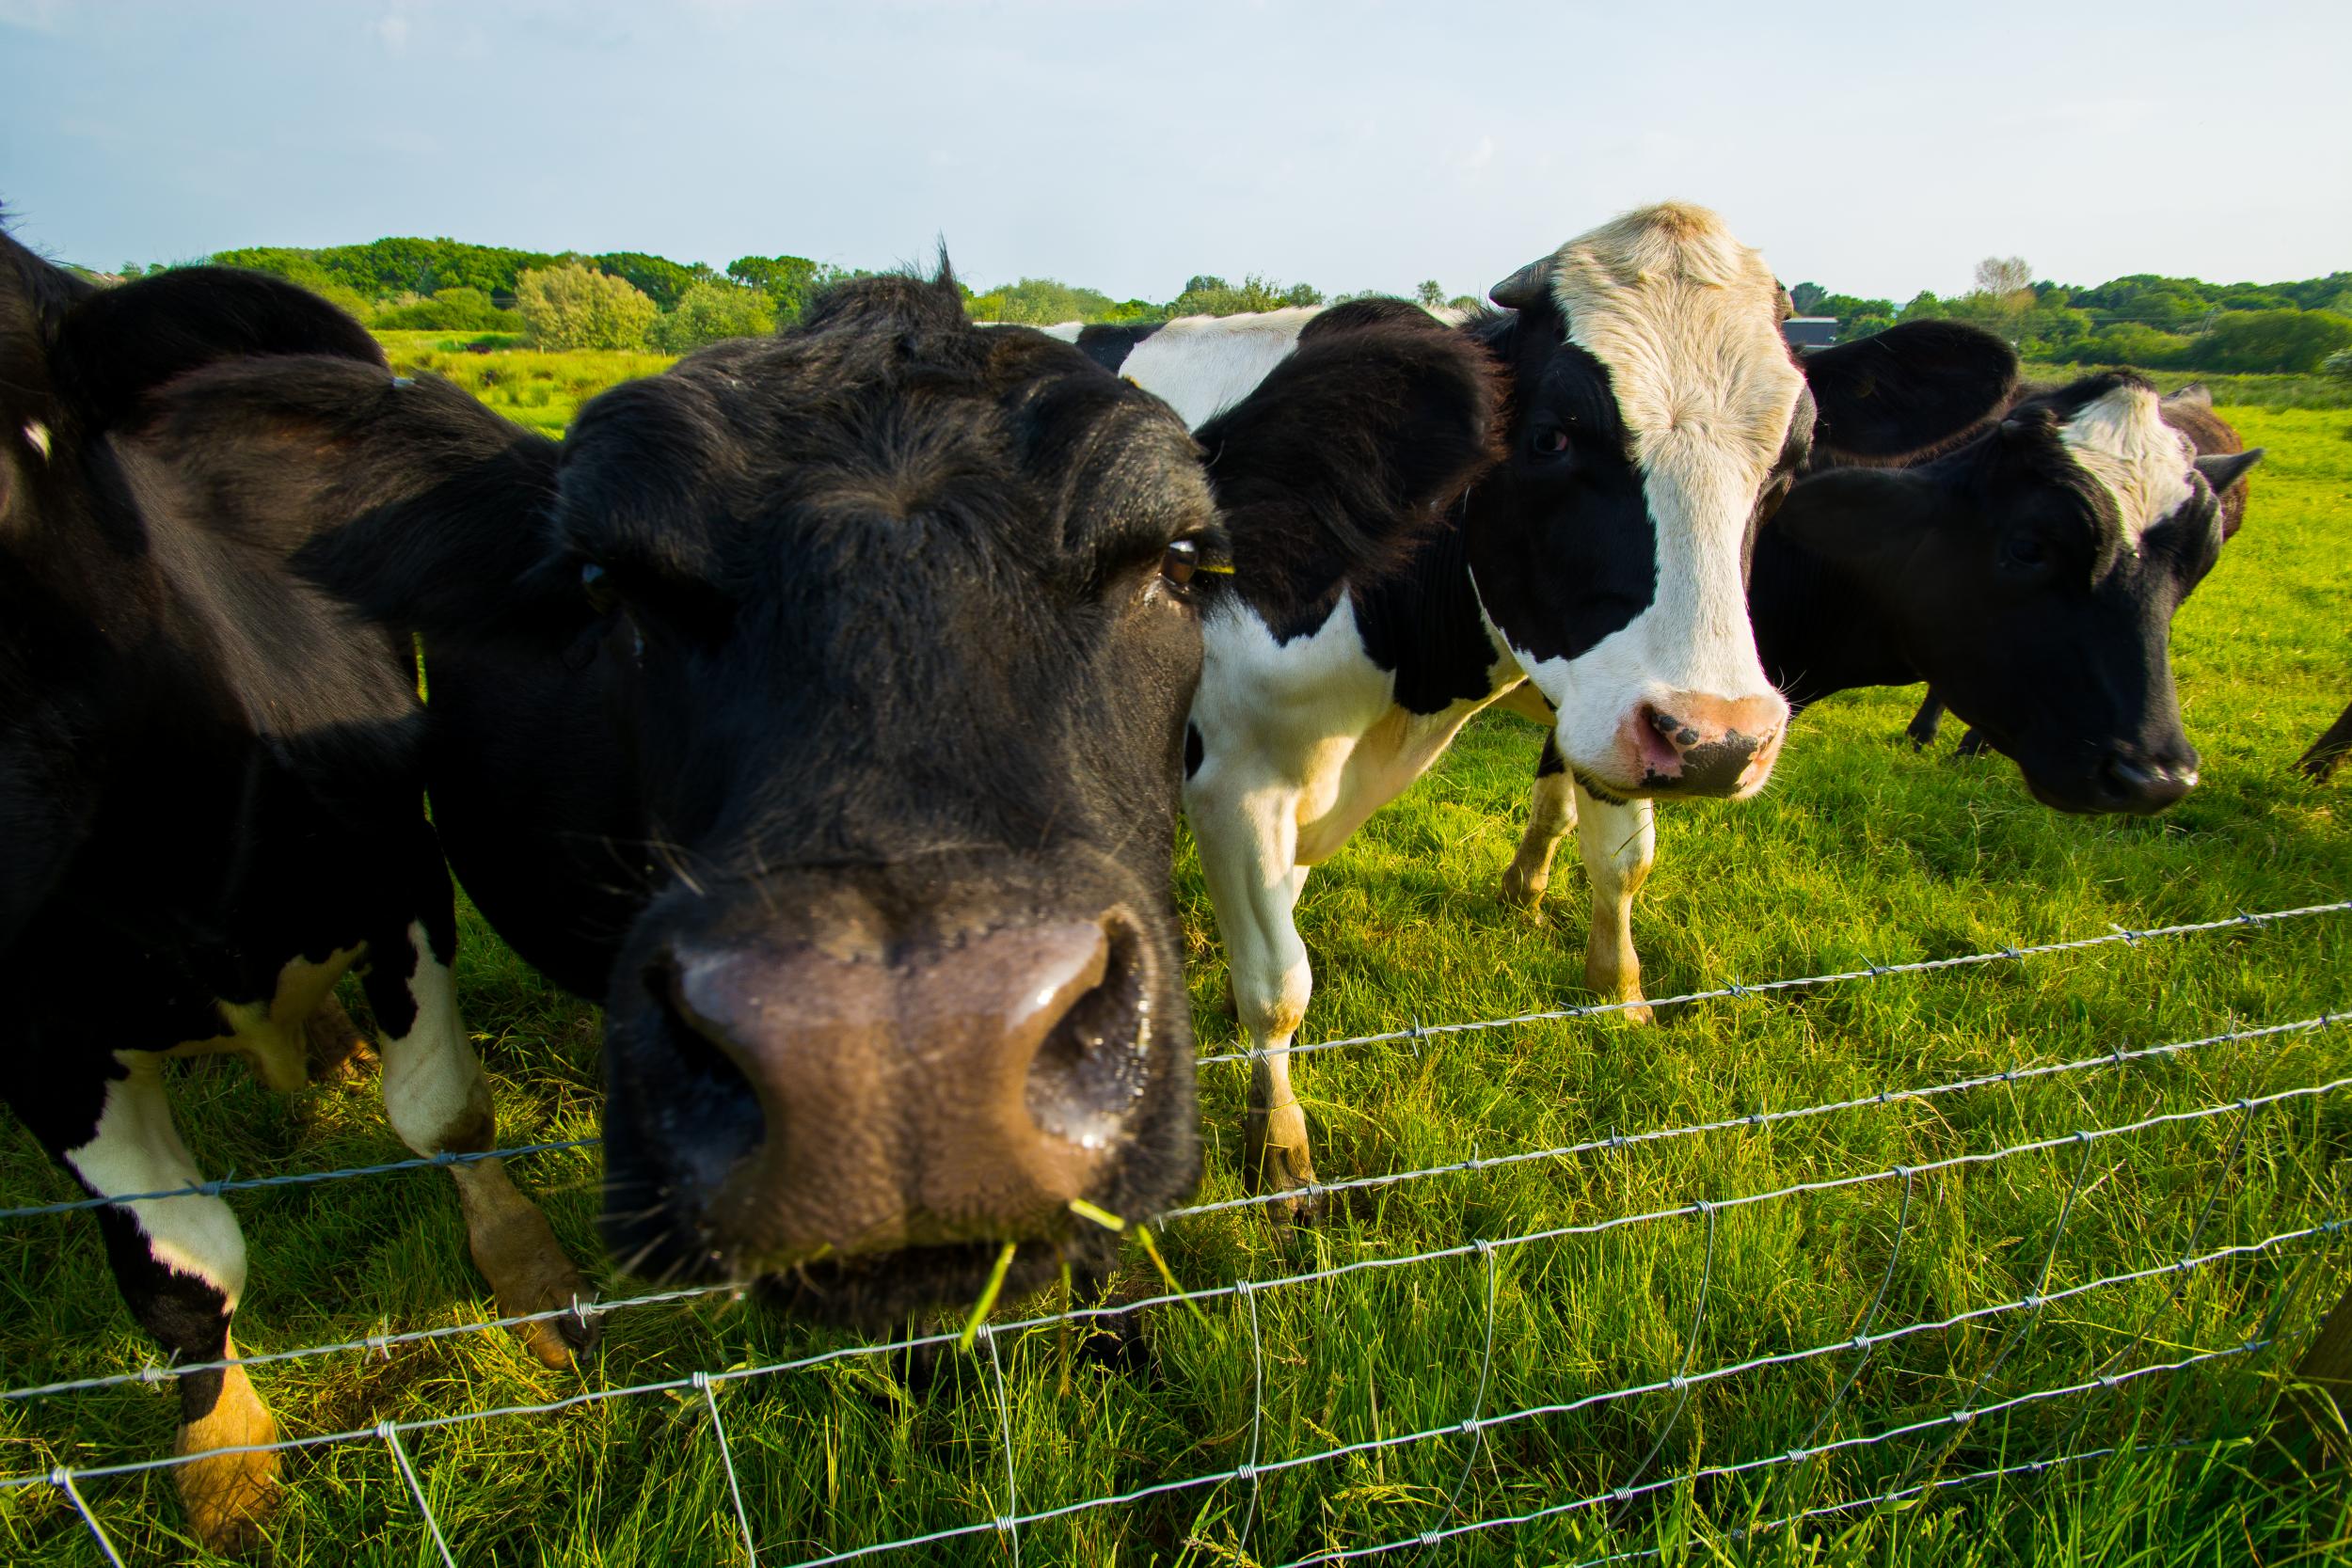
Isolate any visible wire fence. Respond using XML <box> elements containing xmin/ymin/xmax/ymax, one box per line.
<box><xmin>4</xmin><ymin>898</ymin><xmax>2347</xmax><ymax>1562</ymax></box>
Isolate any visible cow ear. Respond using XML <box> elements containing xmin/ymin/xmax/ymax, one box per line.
<box><xmin>1802</xmin><ymin>321</ymin><xmax>2019</xmax><ymax>462</ymax></box>
<box><xmin>1771</xmin><ymin>465</ymin><xmax>1956</xmax><ymax>571</ymax></box>
<box><xmin>1196</xmin><ymin>315</ymin><xmax>1502</xmax><ymax>572</ymax></box>
<box><xmin>128</xmin><ymin>354</ymin><xmax>584</xmax><ymax>642</ymax></box>
<box><xmin>56</xmin><ymin>265</ymin><xmax>386</xmax><ymax>432</ymax></box>
<box><xmin>2193</xmin><ymin>449</ymin><xmax>2262</xmax><ymax>495</ymax></box>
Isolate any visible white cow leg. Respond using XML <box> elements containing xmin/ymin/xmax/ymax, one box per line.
<box><xmin>53</xmin><ymin>1055</ymin><xmax>279</xmax><ymax>1550</ymax></box>
<box><xmin>1189</xmin><ymin>780</ymin><xmax>1321</xmax><ymax>1215</ymax></box>
<box><xmin>1499</xmin><ymin>736</ymin><xmax>1578</xmax><ymax>911</ymax></box>
<box><xmin>364</xmin><ymin>921</ymin><xmax>596</xmax><ymax>1366</ymax></box>
<box><xmin>1576</xmin><ymin>786</ymin><xmax>1657</xmax><ymax>1024</ymax></box>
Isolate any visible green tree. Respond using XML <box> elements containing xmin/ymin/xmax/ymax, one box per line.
<box><xmin>2190</xmin><ymin>309</ymin><xmax>2352</xmax><ymax>373</ymax></box>
<box><xmin>1788</xmin><ymin>281</ymin><xmax>1828</xmax><ymax>314</ymax></box>
<box><xmin>1168</xmin><ymin>274</ymin><xmax>1316</xmax><ymax>317</ymax></box>
<box><xmin>1414</xmin><ymin>280</ymin><xmax>1444</xmax><ymax>309</ymax></box>
<box><xmin>965</xmin><ymin>277</ymin><xmax>1125</xmax><ymax>325</ymax></box>
<box><xmin>649</xmin><ymin>279</ymin><xmax>777</xmax><ymax>352</ymax></box>
<box><xmin>371</xmin><ymin>286</ymin><xmax>526</xmax><ymax>332</ymax></box>
<box><xmin>515</xmin><ymin>264</ymin><xmax>658</xmax><ymax>351</ymax></box>
<box><xmin>727</xmin><ymin>254</ymin><xmax>824</xmax><ymax>323</ymax></box>
<box><xmin>592</xmin><ymin>251</ymin><xmax>713</xmax><ymax>312</ymax></box>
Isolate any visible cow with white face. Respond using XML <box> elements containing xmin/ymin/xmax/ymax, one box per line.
<box><xmin>1085</xmin><ymin>204</ymin><xmax>2020</xmax><ymax>1208</ymax></box>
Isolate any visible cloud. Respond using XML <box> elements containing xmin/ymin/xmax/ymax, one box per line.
<box><xmin>372</xmin><ymin>12</ymin><xmax>409</xmax><ymax>52</ymax></box>
<box><xmin>0</xmin><ymin>0</ymin><xmax>62</xmax><ymax>33</ymax></box>
<box><xmin>1461</xmin><ymin>134</ymin><xmax>1495</xmax><ymax>172</ymax></box>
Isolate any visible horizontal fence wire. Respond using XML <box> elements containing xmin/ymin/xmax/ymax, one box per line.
<box><xmin>3</xmin><ymin>898</ymin><xmax>2341</xmax><ymax>1224</ymax></box>
<box><xmin>7</xmin><ymin>1071</ymin><xmax>2344</xmax><ymax>1506</ymax></box>
<box><xmin>5</xmin><ymin>1008</ymin><xmax>2342</xmax><ymax>1406</ymax></box>
<box><xmin>1287</xmin><ymin>1342</ymin><xmax>2277</xmax><ymax>1567</ymax></box>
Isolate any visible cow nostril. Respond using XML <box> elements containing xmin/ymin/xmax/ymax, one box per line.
<box><xmin>1645</xmin><ymin>705</ymin><xmax>1702</xmax><ymax>752</ymax></box>
<box><xmin>1025</xmin><ymin>913</ymin><xmax>1152</xmax><ymax>1151</ymax></box>
<box><xmin>2096</xmin><ymin>754</ymin><xmax>2196</xmax><ymax>813</ymax></box>
<box><xmin>643</xmin><ymin>957</ymin><xmax>767</xmax><ymax>1183</ymax></box>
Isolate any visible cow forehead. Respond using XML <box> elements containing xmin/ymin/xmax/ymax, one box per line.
<box><xmin>1545</xmin><ymin>206</ymin><xmax>1803</xmax><ymax>499</ymax></box>
<box><xmin>2058</xmin><ymin>382</ymin><xmax>2195</xmax><ymax>542</ymax></box>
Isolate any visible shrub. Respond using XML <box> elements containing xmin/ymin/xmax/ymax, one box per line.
<box><xmin>372</xmin><ymin>286</ymin><xmax>526</xmax><ymax>332</ymax></box>
<box><xmin>2324</xmin><ymin>348</ymin><xmax>2352</xmax><ymax>380</ymax></box>
<box><xmin>648</xmin><ymin>280</ymin><xmax>777</xmax><ymax>352</ymax></box>
<box><xmin>515</xmin><ymin>264</ymin><xmax>658</xmax><ymax>351</ymax></box>
<box><xmin>2191</xmin><ymin>309</ymin><xmax>2352</xmax><ymax>374</ymax></box>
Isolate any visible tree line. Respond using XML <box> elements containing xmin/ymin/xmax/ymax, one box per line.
<box><xmin>105</xmin><ymin>233</ymin><xmax>2352</xmax><ymax>373</ymax></box>
<box><xmin>1792</xmin><ymin>258</ymin><xmax>2352</xmax><ymax>375</ymax></box>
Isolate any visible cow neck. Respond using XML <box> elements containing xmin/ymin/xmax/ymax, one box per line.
<box><xmin>1350</xmin><ymin>502</ymin><xmax>1515</xmax><ymax>717</ymax></box>
<box><xmin>1747</xmin><ymin>521</ymin><xmax>1917</xmax><ymax>712</ymax></box>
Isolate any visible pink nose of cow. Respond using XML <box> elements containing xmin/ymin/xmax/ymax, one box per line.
<box><xmin>655</xmin><ymin>913</ymin><xmax>1152</xmax><ymax>1264</ymax></box>
<box><xmin>1622</xmin><ymin>691</ymin><xmax>1788</xmax><ymax>797</ymax></box>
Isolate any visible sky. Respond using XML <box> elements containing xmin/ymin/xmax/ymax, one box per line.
<box><xmin>3</xmin><ymin>0</ymin><xmax>2347</xmax><ymax>305</ymax></box>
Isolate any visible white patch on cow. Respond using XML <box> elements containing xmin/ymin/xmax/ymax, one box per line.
<box><xmin>2059</xmin><ymin>382</ymin><xmax>2195</xmax><ymax>544</ymax></box>
<box><xmin>374</xmin><ymin>921</ymin><xmax>491</xmax><ymax>1156</ymax></box>
<box><xmin>66</xmin><ymin>1054</ymin><xmax>247</xmax><ymax>1307</ymax></box>
<box><xmin>1115</xmin><ymin>308</ymin><xmax>1323</xmax><ymax>428</ymax></box>
<box><xmin>22</xmin><ymin>420</ymin><xmax>49</xmax><ymax>461</ymax></box>
<box><xmin>1516</xmin><ymin>202</ymin><xmax>1796</xmax><ymax>787</ymax></box>
<box><xmin>1037</xmin><ymin>322</ymin><xmax>1086</xmax><ymax>343</ymax></box>
<box><xmin>168</xmin><ymin>946</ymin><xmax>361</xmax><ymax>1093</ymax></box>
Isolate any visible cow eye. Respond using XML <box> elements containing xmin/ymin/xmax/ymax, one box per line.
<box><xmin>1531</xmin><ymin>426</ymin><xmax>1571</xmax><ymax>458</ymax></box>
<box><xmin>580</xmin><ymin>562</ymin><xmax>619</xmax><ymax>612</ymax></box>
<box><xmin>1161</xmin><ymin>535</ymin><xmax>1229</xmax><ymax>590</ymax></box>
<box><xmin>2005</xmin><ymin>534</ymin><xmax>2047</xmax><ymax>568</ymax></box>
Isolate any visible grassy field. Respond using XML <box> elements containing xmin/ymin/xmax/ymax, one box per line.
<box><xmin>371</xmin><ymin>331</ymin><xmax>675</xmax><ymax>436</ymax></box>
<box><xmin>2</xmin><ymin>397</ymin><xmax>2349</xmax><ymax>1566</ymax></box>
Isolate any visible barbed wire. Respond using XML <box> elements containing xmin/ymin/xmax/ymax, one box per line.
<box><xmin>3</xmin><ymin>899</ymin><xmax>2339</xmax><ymax>1225</ymax></box>
<box><xmin>7</xmin><ymin>1008</ymin><xmax>2340</xmax><ymax>1407</ymax></box>
<box><xmin>8</xmin><ymin>1073</ymin><xmax>2340</xmax><ymax>1516</ymax></box>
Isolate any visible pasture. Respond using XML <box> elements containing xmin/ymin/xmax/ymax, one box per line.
<box><xmin>2</xmin><ymin>387</ymin><xmax>2349</xmax><ymax>1565</ymax></box>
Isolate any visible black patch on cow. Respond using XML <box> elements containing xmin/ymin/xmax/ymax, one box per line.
<box><xmin>1073</xmin><ymin>321</ymin><xmax>1162</xmax><ymax>374</ymax></box>
<box><xmin>1456</xmin><ymin>306</ymin><xmax>1661</xmax><ymax>667</ymax></box>
<box><xmin>1184</xmin><ymin>721</ymin><xmax>1203</xmax><ymax>779</ymax></box>
<box><xmin>1535</xmin><ymin>733</ymin><xmax>1565</xmax><ymax>778</ymax></box>
<box><xmin>1194</xmin><ymin>306</ymin><xmax>1502</xmax><ymax>643</ymax></box>
<box><xmin>1801</xmin><ymin>320</ymin><xmax>2019</xmax><ymax>464</ymax></box>
<box><xmin>1349</xmin><ymin>515</ymin><xmax>1506</xmax><ymax>714</ymax></box>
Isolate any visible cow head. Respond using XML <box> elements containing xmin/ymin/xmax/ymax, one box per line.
<box><xmin>1775</xmin><ymin>372</ymin><xmax>2258</xmax><ymax>813</ymax></box>
<box><xmin>145</xmin><ymin>268</ymin><xmax>1495</xmax><ymax>1320</ymax></box>
<box><xmin>1474</xmin><ymin>206</ymin><xmax>2017</xmax><ymax>803</ymax></box>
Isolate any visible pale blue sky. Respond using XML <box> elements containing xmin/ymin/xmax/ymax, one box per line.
<box><xmin>4</xmin><ymin>0</ymin><xmax>2346</xmax><ymax>303</ymax></box>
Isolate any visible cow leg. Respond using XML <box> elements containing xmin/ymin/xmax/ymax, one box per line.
<box><xmin>2299</xmin><ymin>700</ymin><xmax>2352</xmax><ymax>783</ymax></box>
<box><xmin>1499</xmin><ymin>735</ymin><xmax>1577</xmax><ymax>911</ymax></box>
<box><xmin>1187</xmin><ymin>779</ymin><xmax>1320</xmax><ymax>1214</ymax></box>
<box><xmin>1575</xmin><ymin>785</ymin><xmax>1656</xmax><ymax>1025</ymax></box>
<box><xmin>361</xmin><ymin>918</ymin><xmax>597</xmax><ymax>1366</ymax></box>
<box><xmin>1906</xmin><ymin>692</ymin><xmax>1946</xmax><ymax>750</ymax></box>
<box><xmin>4</xmin><ymin>1050</ymin><xmax>278</xmax><ymax>1550</ymax></box>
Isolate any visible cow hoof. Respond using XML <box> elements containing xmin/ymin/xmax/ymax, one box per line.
<box><xmin>1497</xmin><ymin>864</ymin><xmax>1549</xmax><ymax>911</ymax></box>
<box><xmin>175</xmin><ymin>1366</ymin><xmax>281</xmax><ymax>1552</ymax></box>
<box><xmin>462</xmin><ymin>1186</ymin><xmax>601</xmax><ymax>1367</ymax></box>
<box><xmin>1242</xmin><ymin>1126</ymin><xmax>1323</xmax><ymax>1225</ymax></box>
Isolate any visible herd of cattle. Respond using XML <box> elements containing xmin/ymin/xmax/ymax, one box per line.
<box><xmin>0</xmin><ymin>200</ymin><xmax>2317</xmax><ymax>1548</ymax></box>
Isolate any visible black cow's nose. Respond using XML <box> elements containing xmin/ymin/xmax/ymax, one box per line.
<box><xmin>2095</xmin><ymin>752</ymin><xmax>2199</xmax><ymax>814</ymax></box>
<box><xmin>639</xmin><ymin>910</ymin><xmax>1155</xmax><ymax>1264</ymax></box>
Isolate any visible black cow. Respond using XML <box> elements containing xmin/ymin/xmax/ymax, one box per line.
<box><xmin>151</xmin><ymin>268</ymin><xmax>1502</xmax><ymax>1323</ymax></box>
<box><xmin>0</xmin><ymin>232</ymin><xmax>591</xmax><ymax>1549</ymax></box>
<box><xmin>1501</xmin><ymin>366</ymin><xmax>2263</xmax><ymax>1019</ymax></box>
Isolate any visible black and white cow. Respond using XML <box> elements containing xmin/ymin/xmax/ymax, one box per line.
<box><xmin>1501</xmin><ymin>369</ymin><xmax>2263</xmax><ymax>1018</ymax></box>
<box><xmin>0</xmin><ymin>233</ymin><xmax>592</xmax><ymax>1548</ymax></box>
<box><xmin>155</xmin><ymin>270</ymin><xmax>1502</xmax><ymax>1323</ymax></box>
<box><xmin>1068</xmin><ymin>205</ymin><xmax>2021</xmax><ymax>1205</ymax></box>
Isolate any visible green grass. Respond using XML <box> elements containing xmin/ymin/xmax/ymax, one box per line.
<box><xmin>2021</xmin><ymin>361</ymin><xmax>2352</xmax><ymax>410</ymax></box>
<box><xmin>371</xmin><ymin>331</ymin><xmax>675</xmax><ymax>436</ymax></box>
<box><xmin>4</xmin><ymin>411</ymin><xmax>2350</xmax><ymax>1564</ymax></box>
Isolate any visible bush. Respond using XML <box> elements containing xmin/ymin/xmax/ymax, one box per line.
<box><xmin>2191</xmin><ymin>309</ymin><xmax>2352</xmax><ymax>374</ymax></box>
<box><xmin>515</xmin><ymin>264</ymin><xmax>658</xmax><ymax>351</ymax></box>
<box><xmin>648</xmin><ymin>280</ymin><xmax>777</xmax><ymax>352</ymax></box>
<box><xmin>2324</xmin><ymin>348</ymin><xmax>2352</xmax><ymax>380</ymax></box>
<box><xmin>371</xmin><ymin>286</ymin><xmax>526</xmax><ymax>332</ymax></box>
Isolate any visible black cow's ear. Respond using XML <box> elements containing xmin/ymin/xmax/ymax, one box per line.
<box><xmin>2193</xmin><ymin>449</ymin><xmax>2262</xmax><ymax>494</ymax></box>
<box><xmin>1771</xmin><ymin>466</ymin><xmax>1954</xmax><ymax>570</ymax></box>
<box><xmin>1803</xmin><ymin>321</ymin><xmax>2019</xmax><ymax>462</ymax></box>
<box><xmin>128</xmin><ymin>355</ymin><xmax>581</xmax><ymax>643</ymax></box>
<box><xmin>1198</xmin><ymin>316</ymin><xmax>1502</xmax><ymax>578</ymax></box>
<box><xmin>55</xmin><ymin>265</ymin><xmax>386</xmax><ymax>432</ymax></box>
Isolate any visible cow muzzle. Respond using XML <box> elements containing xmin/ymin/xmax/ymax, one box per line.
<box><xmin>1615</xmin><ymin>690</ymin><xmax>1788</xmax><ymax>798</ymax></box>
<box><xmin>638</xmin><ymin>910</ymin><xmax>1154</xmax><ymax>1269</ymax></box>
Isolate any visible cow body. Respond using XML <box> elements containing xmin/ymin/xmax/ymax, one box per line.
<box><xmin>1083</xmin><ymin>205</ymin><xmax>2019</xmax><ymax>1204</ymax></box>
<box><xmin>198</xmin><ymin>271</ymin><xmax>1503</xmax><ymax>1321</ymax></box>
<box><xmin>1502</xmin><ymin>373</ymin><xmax>2262</xmax><ymax>1017</ymax></box>
<box><xmin>0</xmin><ymin>236</ymin><xmax>590</xmax><ymax>1550</ymax></box>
